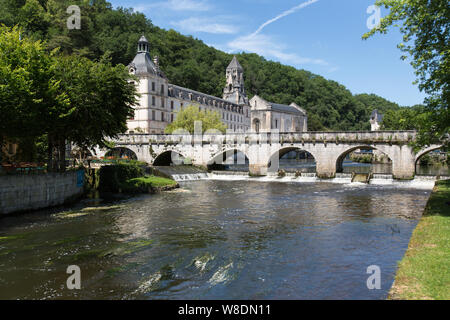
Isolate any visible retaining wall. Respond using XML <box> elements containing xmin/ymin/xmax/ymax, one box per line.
<box><xmin>0</xmin><ymin>171</ymin><xmax>84</xmax><ymax>215</ymax></box>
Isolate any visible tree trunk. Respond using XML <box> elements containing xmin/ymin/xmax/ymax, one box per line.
<box><xmin>58</xmin><ymin>138</ymin><xmax>66</xmax><ymax>172</ymax></box>
<box><xmin>47</xmin><ymin>135</ymin><xmax>53</xmax><ymax>172</ymax></box>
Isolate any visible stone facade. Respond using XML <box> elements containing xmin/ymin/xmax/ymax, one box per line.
<box><xmin>126</xmin><ymin>36</ymin><xmax>307</xmax><ymax>134</ymax></box>
<box><xmin>250</xmin><ymin>95</ymin><xmax>307</xmax><ymax>133</ymax></box>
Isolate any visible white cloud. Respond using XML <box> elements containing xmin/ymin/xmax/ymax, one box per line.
<box><xmin>172</xmin><ymin>17</ymin><xmax>239</xmax><ymax>34</ymax></box>
<box><xmin>135</xmin><ymin>0</ymin><xmax>211</xmax><ymax>13</ymax></box>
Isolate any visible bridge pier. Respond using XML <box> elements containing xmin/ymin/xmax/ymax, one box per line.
<box><xmin>249</xmin><ymin>164</ymin><xmax>268</xmax><ymax>176</ymax></box>
<box><xmin>390</xmin><ymin>145</ymin><xmax>416</xmax><ymax>180</ymax></box>
<box><xmin>392</xmin><ymin>160</ymin><xmax>416</xmax><ymax>180</ymax></box>
<box><xmin>315</xmin><ymin>151</ymin><xmax>337</xmax><ymax>179</ymax></box>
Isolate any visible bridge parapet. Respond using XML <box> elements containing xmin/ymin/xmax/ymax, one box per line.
<box><xmin>114</xmin><ymin>131</ymin><xmax>417</xmax><ymax>145</ymax></box>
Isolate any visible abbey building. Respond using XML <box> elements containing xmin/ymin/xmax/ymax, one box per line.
<box><xmin>126</xmin><ymin>36</ymin><xmax>307</xmax><ymax>134</ymax></box>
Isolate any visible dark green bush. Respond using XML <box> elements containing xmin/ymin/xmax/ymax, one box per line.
<box><xmin>98</xmin><ymin>163</ymin><xmax>144</xmax><ymax>192</ymax></box>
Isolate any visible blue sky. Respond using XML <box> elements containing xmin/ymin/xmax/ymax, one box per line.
<box><xmin>108</xmin><ymin>0</ymin><xmax>425</xmax><ymax>106</ymax></box>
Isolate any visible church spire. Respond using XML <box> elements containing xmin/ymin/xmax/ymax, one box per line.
<box><xmin>223</xmin><ymin>56</ymin><xmax>248</xmax><ymax>105</ymax></box>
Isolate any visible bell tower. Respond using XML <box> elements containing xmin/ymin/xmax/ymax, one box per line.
<box><xmin>223</xmin><ymin>56</ymin><xmax>248</xmax><ymax>105</ymax></box>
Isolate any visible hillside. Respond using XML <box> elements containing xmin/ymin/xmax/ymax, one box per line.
<box><xmin>1</xmin><ymin>0</ymin><xmax>403</xmax><ymax>131</ymax></box>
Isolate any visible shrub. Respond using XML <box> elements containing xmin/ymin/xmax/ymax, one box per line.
<box><xmin>121</xmin><ymin>176</ymin><xmax>178</xmax><ymax>194</ymax></box>
<box><xmin>98</xmin><ymin>163</ymin><xmax>144</xmax><ymax>192</ymax></box>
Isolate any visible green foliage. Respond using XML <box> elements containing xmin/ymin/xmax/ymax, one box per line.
<box><xmin>350</xmin><ymin>153</ymin><xmax>373</xmax><ymax>164</ymax></box>
<box><xmin>53</xmin><ymin>54</ymin><xmax>137</xmax><ymax>149</ymax></box>
<box><xmin>165</xmin><ymin>105</ymin><xmax>227</xmax><ymax>134</ymax></box>
<box><xmin>0</xmin><ymin>25</ymin><xmax>67</xmax><ymax>140</ymax></box>
<box><xmin>98</xmin><ymin>163</ymin><xmax>143</xmax><ymax>192</ymax></box>
<box><xmin>121</xmin><ymin>175</ymin><xmax>177</xmax><ymax>194</ymax></box>
<box><xmin>0</xmin><ymin>25</ymin><xmax>137</xmax><ymax>169</ymax></box>
<box><xmin>363</xmin><ymin>0</ymin><xmax>449</xmax><ymax>147</ymax></box>
<box><xmin>381</xmin><ymin>105</ymin><xmax>426</xmax><ymax>130</ymax></box>
<box><xmin>0</xmin><ymin>1</ymin><xmax>405</xmax><ymax>133</ymax></box>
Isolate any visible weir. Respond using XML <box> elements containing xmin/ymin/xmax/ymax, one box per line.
<box><xmin>164</xmin><ymin>168</ymin><xmax>441</xmax><ymax>189</ymax></box>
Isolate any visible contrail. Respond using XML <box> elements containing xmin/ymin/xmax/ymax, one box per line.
<box><xmin>249</xmin><ymin>0</ymin><xmax>320</xmax><ymax>37</ymax></box>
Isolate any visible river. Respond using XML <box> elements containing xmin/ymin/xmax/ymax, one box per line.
<box><xmin>0</xmin><ymin>175</ymin><xmax>435</xmax><ymax>300</ymax></box>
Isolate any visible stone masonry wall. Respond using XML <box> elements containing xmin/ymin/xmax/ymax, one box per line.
<box><xmin>0</xmin><ymin>171</ymin><xmax>84</xmax><ymax>215</ymax></box>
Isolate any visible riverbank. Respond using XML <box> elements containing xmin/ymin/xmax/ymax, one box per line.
<box><xmin>389</xmin><ymin>179</ymin><xmax>450</xmax><ymax>300</ymax></box>
<box><xmin>121</xmin><ymin>175</ymin><xmax>179</xmax><ymax>194</ymax></box>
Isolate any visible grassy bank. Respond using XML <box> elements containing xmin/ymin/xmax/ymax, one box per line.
<box><xmin>97</xmin><ymin>164</ymin><xmax>178</xmax><ymax>194</ymax></box>
<box><xmin>389</xmin><ymin>180</ymin><xmax>450</xmax><ymax>300</ymax></box>
<box><xmin>121</xmin><ymin>175</ymin><xmax>178</xmax><ymax>194</ymax></box>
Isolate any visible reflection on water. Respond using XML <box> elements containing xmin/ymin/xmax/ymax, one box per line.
<box><xmin>0</xmin><ymin>179</ymin><xmax>432</xmax><ymax>300</ymax></box>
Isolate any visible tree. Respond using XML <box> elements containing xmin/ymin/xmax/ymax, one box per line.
<box><xmin>165</xmin><ymin>105</ymin><xmax>227</xmax><ymax>134</ymax></box>
<box><xmin>0</xmin><ymin>26</ymin><xmax>137</xmax><ymax>170</ymax></box>
<box><xmin>0</xmin><ymin>25</ymin><xmax>68</xmax><ymax>163</ymax></box>
<box><xmin>50</xmin><ymin>54</ymin><xmax>137</xmax><ymax>170</ymax></box>
<box><xmin>363</xmin><ymin>0</ymin><xmax>449</xmax><ymax>147</ymax></box>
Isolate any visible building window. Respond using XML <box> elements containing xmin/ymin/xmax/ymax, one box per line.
<box><xmin>161</xmin><ymin>98</ymin><xmax>165</xmax><ymax>108</ymax></box>
<box><xmin>171</xmin><ymin>101</ymin><xmax>174</xmax><ymax>110</ymax></box>
<box><xmin>161</xmin><ymin>84</ymin><xmax>164</xmax><ymax>94</ymax></box>
<box><xmin>161</xmin><ymin>112</ymin><xmax>165</xmax><ymax>122</ymax></box>
<box><xmin>171</xmin><ymin>114</ymin><xmax>174</xmax><ymax>122</ymax></box>
<box><xmin>152</xmin><ymin>96</ymin><xmax>155</xmax><ymax>106</ymax></box>
<box><xmin>152</xmin><ymin>82</ymin><xmax>155</xmax><ymax>91</ymax></box>
<box><xmin>152</xmin><ymin>110</ymin><xmax>155</xmax><ymax>120</ymax></box>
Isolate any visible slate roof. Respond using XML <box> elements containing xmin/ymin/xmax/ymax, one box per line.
<box><xmin>138</xmin><ymin>35</ymin><xmax>148</xmax><ymax>43</ymax></box>
<box><xmin>270</xmin><ymin>103</ymin><xmax>304</xmax><ymax>115</ymax></box>
<box><xmin>168</xmin><ymin>84</ymin><xmax>244</xmax><ymax>114</ymax></box>
<box><xmin>227</xmin><ymin>56</ymin><xmax>243</xmax><ymax>70</ymax></box>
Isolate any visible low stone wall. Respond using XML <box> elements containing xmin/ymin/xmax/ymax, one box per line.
<box><xmin>0</xmin><ymin>171</ymin><xmax>84</xmax><ymax>215</ymax></box>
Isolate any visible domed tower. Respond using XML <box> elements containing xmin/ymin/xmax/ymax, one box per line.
<box><xmin>223</xmin><ymin>56</ymin><xmax>248</xmax><ymax>105</ymax></box>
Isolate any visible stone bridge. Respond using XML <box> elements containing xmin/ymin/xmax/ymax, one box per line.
<box><xmin>95</xmin><ymin>131</ymin><xmax>444</xmax><ymax>180</ymax></box>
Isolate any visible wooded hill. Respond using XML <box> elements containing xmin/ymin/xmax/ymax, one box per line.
<box><xmin>1</xmin><ymin>0</ymin><xmax>408</xmax><ymax>131</ymax></box>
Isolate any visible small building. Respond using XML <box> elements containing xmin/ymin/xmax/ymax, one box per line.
<box><xmin>249</xmin><ymin>95</ymin><xmax>307</xmax><ymax>133</ymax></box>
<box><xmin>370</xmin><ymin>109</ymin><xmax>383</xmax><ymax>131</ymax></box>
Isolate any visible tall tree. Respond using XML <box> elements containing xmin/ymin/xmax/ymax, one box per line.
<box><xmin>51</xmin><ymin>54</ymin><xmax>137</xmax><ymax>170</ymax></box>
<box><xmin>363</xmin><ymin>0</ymin><xmax>449</xmax><ymax>147</ymax></box>
<box><xmin>0</xmin><ymin>25</ymin><xmax>68</xmax><ymax>164</ymax></box>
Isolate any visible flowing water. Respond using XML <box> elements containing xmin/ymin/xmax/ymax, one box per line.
<box><xmin>0</xmin><ymin>175</ymin><xmax>435</xmax><ymax>300</ymax></box>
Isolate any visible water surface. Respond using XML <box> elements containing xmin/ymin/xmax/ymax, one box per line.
<box><xmin>0</xmin><ymin>179</ymin><xmax>431</xmax><ymax>299</ymax></box>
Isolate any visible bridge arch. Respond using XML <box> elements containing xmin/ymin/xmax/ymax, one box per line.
<box><xmin>207</xmin><ymin>148</ymin><xmax>249</xmax><ymax>170</ymax></box>
<box><xmin>414</xmin><ymin>145</ymin><xmax>446</xmax><ymax>174</ymax></box>
<box><xmin>415</xmin><ymin>145</ymin><xmax>444</xmax><ymax>164</ymax></box>
<box><xmin>153</xmin><ymin>150</ymin><xmax>189</xmax><ymax>166</ymax></box>
<box><xmin>335</xmin><ymin>145</ymin><xmax>393</xmax><ymax>174</ymax></box>
<box><xmin>267</xmin><ymin>147</ymin><xmax>317</xmax><ymax>173</ymax></box>
<box><xmin>104</xmin><ymin>147</ymin><xmax>138</xmax><ymax>160</ymax></box>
